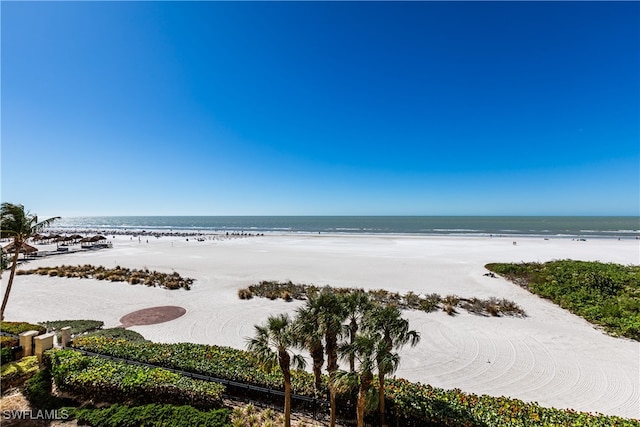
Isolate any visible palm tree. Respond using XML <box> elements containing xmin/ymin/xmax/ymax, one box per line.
<box><xmin>305</xmin><ymin>289</ymin><xmax>347</xmax><ymax>427</ymax></box>
<box><xmin>246</xmin><ymin>313</ymin><xmax>305</xmax><ymax>427</ymax></box>
<box><xmin>293</xmin><ymin>305</ymin><xmax>325</xmax><ymax>393</ymax></box>
<box><xmin>363</xmin><ymin>305</ymin><xmax>420</xmax><ymax>426</ymax></box>
<box><xmin>336</xmin><ymin>333</ymin><xmax>399</xmax><ymax>427</ymax></box>
<box><xmin>1</xmin><ymin>203</ymin><xmax>60</xmax><ymax>320</ymax></box>
<box><xmin>342</xmin><ymin>290</ymin><xmax>372</xmax><ymax>372</ymax></box>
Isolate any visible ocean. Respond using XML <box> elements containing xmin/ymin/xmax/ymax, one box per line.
<box><xmin>49</xmin><ymin>216</ymin><xmax>639</xmax><ymax>239</ymax></box>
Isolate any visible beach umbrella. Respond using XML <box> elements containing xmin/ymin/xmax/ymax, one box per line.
<box><xmin>90</xmin><ymin>235</ymin><xmax>107</xmax><ymax>242</ymax></box>
<box><xmin>79</xmin><ymin>236</ymin><xmax>93</xmax><ymax>243</ymax></box>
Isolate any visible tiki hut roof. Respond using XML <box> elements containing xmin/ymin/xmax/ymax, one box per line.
<box><xmin>2</xmin><ymin>241</ymin><xmax>38</xmax><ymax>253</ymax></box>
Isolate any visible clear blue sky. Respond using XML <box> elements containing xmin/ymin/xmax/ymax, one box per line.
<box><xmin>2</xmin><ymin>1</ymin><xmax>638</xmax><ymax>217</ymax></box>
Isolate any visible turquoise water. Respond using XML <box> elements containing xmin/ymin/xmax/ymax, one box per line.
<box><xmin>50</xmin><ymin>216</ymin><xmax>639</xmax><ymax>238</ymax></box>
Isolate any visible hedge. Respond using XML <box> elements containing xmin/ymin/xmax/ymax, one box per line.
<box><xmin>69</xmin><ymin>403</ymin><xmax>231</xmax><ymax>427</ymax></box>
<box><xmin>71</xmin><ymin>336</ymin><xmax>639</xmax><ymax>426</ymax></box>
<box><xmin>1</xmin><ymin>321</ymin><xmax>46</xmax><ymax>335</ymax></box>
<box><xmin>48</xmin><ymin>349</ymin><xmax>225</xmax><ymax>410</ymax></box>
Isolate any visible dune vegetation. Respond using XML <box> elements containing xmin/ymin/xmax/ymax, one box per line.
<box><xmin>238</xmin><ymin>280</ymin><xmax>526</xmax><ymax>317</ymax></box>
<box><xmin>486</xmin><ymin>260</ymin><xmax>640</xmax><ymax>340</ymax></box>
<box><xmin>16</xmin><ymin>264</ymin><xmax>195</xmax><ymax>290</ymax></box>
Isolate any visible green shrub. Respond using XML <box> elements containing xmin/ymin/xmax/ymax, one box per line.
<box><xmin>49</xmin><ymin>349</ymin><xmax>225</xmax><ymax>409</ymax></box>
<box><xmin>487</xmin><ymin>260</ymin><xmax>640</xmax><ymax>340</ymax></box>
<box><xmin>1</xmin><ymin>347</ymin><xmax>13</xmax><ymax>364</ymax></box>
<box><xmin>70</xmin><ymin>403</ymin><xmax>231</xmax><ymax>427</ymax></box>
<box><xmin>17</xmin><ymin>265</ymin><xmax>195</xmax><ymax>290</ymax></box>
<box><xmin>25</xmin><ymin>369</ymin><xmax>64</xmax><ymax>409</ymax></box>
<box><xmin>386</xmin><ymin>378</ymin><xmax>639</xmax><ymax>427</ymax></box>
<box><xmin>40</xmin><ymin>320</ymin><xmax>104</xmax><ymax>335</ymax></box>
<box><xmin>72</xmin><ymin>336</ymin><xmax>321</xmax><ymax>397</ymax></box>
<box><xmin>71</xmin><ymin>335</ymin><xmax>639</xmax><ymax>426</ymax></box>
<box><xmin>85</xmin><ymin>328</ymin><xmax>146</xmax><ymax>342</ymax></box>
<box><xmin>1</xmin><ymin>356</ymin><xmax>39</xmax><ymax>388</ymax></box>
<box><xmin>419</xmin><ymin>293</ymin><xmax>441</xmax><ymax>312</ymax></box>
<box><xmin>0</xmin><ymin>336</ymin><xmax>18</xmax><ymax>348</ymax></box>
<box><xmin>1</xmin><ymin>321</ymin><xmax>46</xmax><ymax>335</ymax></box>
<box><xmin>241</xmin><ymin>282</ymin><xmax>525</xmax><ymax>317</ymax></box>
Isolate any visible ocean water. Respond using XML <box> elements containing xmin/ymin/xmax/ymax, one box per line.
<box><xmin>49</xmin><ymin>216</ymin><xmax>639</xmax><ymax>238</ymax></box>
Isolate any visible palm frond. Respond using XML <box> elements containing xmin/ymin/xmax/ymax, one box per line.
<box><xmin>291</xmin><ymin>353</ymin><xmax>307</xmax><ymax>371</ymax></box>
<box><xmin>331</xmin><ymin>370</ymin><xmax>359</xmax><ymax>395</ymax></box>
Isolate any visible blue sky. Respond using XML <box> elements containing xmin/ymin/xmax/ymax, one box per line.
<box><xmin>2</xmin><ymin>1</ymin><xmax>638</xmax><ymax>217</ymax></box>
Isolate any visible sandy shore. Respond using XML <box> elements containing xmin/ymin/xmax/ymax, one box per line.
<box><xmin>2</xmin><ymin>234</ymin><xmax>639</xmax><ymax>418</ymax></box>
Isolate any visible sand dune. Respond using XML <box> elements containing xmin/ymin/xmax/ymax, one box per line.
<box><xmin>2</xmin><ymin>234</ymin><xmax>638</xmax><ymax>418</ymax></box>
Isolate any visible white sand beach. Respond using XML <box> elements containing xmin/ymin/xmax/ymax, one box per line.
<box><xmin>2</xmin><ymin>234</ymin><xmax>639</xmax><ymax>418</ymax></box>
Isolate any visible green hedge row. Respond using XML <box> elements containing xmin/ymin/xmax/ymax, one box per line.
<box><xmin>69</xmin><ymin>403</ymin><xmax>230</xmax><ymax>427</ymax></box>
<box><xmin>40</xmin><ymin>319</ymin><xmax>104</xmax><ymax>335</ymax></box>
<box><xmin>48</xmin><ymin>349</ymin><xmax>225</xmax><ymax>410</ymax></box>
<box><xmin>386</xmin><ymin>378</ymin><xmax>639</xmax><ymax>427</ymax></box>
<box><xmin>72</xmin><ymin>336</ymin><xmax>322</xmax><ymax>397</ymax></box>
<box><xmin>1</xmin><ymin>321</ymin><xmax>46</xmax><ymax>335</ymax></box>
<box><xmin>71</xmin><ymin>336</ymin><xmax>639</xmax><ymax>426</ymax></box>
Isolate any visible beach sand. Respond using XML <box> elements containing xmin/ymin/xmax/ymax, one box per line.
<box><xmin>2</xmin><ymin>234</ymin><xmax>639</xmax><ymax>418</ymax></box>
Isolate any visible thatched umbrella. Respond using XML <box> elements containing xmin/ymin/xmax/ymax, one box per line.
<box><xmin>79</xmin><ymin>236</ymin><xmax>92</xmax><ymax>243</ymax></box>
<box><xmin>2</xmin><ymin>241</ymin><xmax>38</xmax><ymax>257</ymax></box>
<box><xmin>90</xmin><ymin>235</ymin><xmax>107</xmax><ymax>242</ymax></box>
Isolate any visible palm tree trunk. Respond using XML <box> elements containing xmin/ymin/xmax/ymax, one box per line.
<box><xmin>326</xmin><ymin>332</ymin><xmax>338</xmax><ymax>427</ymax></box>
<box><xmin>279</xmin><ymin>349</ymin><xmax>292</xmax><ymax>427</ymax></box>
<box><xmin>358</xmin><ymin>372</ymin><xmax>373</xmax><ymax>427</ymax></box>
<box><xmin>284</xmin><ymin>376</ymin><xmax>292</xmax><ymax>427</ymax></box>
<box><xmin>378</xmin><ymin>372</ymin><xmax>387</xmax><ymax>427</ymax></box>
<box><xmin>311</xmin><ymin>343</ymin><xmax>324</xmax><ymax>392</ymax></box>
<box><xmin>0</xmin><ymin>244</ymin><xmax>21</xmax><ymax>320</ymax></box>
<box><xmin>330</xmin><ymin>388</ymin><xmax>337</xmax><ymax>427</ymax></box>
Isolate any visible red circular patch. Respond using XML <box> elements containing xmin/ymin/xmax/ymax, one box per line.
<box><xmin>119</xmin><ymin>306</ymin><xmax>186</xmax><ymax>327</ymax></box>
